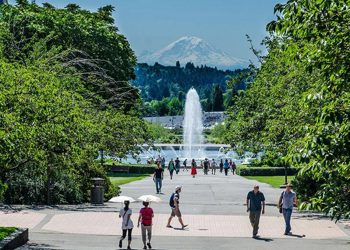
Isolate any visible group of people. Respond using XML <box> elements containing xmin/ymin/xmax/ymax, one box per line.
<box><xmin>152</xmin><ymin>156</ymin><xmax>238</xmax><ymax>195</ymax></box>
<box><xmin>118</xmin><ymin>183</ymin><xmax>297</xmax><ymax>249</ymax></box>
<box><xmin>246</xmin><ymin>183</ymin><xmax>298</xmax><ymax>238</ymax></box>
<box><xmin>118</xmin><ymin>186</ymin><xmax>186</xmax><ymax>250</ymax></box>
<box><xmin>154</xmin><ymin>156</ymin><xmax>237</xmax><ymax>180</ymax></box>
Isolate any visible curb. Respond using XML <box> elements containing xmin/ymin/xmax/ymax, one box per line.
<box><xmin>0</xmin><ymin>228</ymin><xmax>28</xmax><ymax>250</ymax></box>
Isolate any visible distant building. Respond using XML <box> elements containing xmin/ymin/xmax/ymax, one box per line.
<box><xmin>144</xmin><ymin>112</ymin><xmax>226</xmax><ymax>129</ymax></box>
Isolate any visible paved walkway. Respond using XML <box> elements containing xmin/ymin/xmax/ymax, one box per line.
<box><xmin>0</xmin><ymin>171</ymin><xmax>349</xmax><ymax>249</ymax></box>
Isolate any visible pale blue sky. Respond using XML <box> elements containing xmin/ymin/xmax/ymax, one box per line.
<box><xmin>9</xmin><ymin>0</ymin><xmax>284</xmax><ymax>61</ymax></box>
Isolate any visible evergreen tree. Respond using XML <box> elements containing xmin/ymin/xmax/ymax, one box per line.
<box><xmin>212</xmin><ymin>85</ymin><xmax>224</xmax><ymax>111</ymax></box>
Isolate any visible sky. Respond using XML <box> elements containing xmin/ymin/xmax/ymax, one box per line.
<box><xmin>9</xmin><ymin>0</ymin><xmax>283</xmax><ymax>61</ymax></box>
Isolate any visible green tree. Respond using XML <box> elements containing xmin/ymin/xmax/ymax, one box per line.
<box><xmin>212</xmin><ymin>85</ymin><xmax>224</xmax><ymax>111</ymax></box>
<box><xmin>0</xmin><ymin>1</ymin><xmax>138</xmax><ymax>111</ymax></box>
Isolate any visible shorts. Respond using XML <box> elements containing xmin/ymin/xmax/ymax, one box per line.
<box><xmin>170</xmin><ymin>208</ymin><xmax>182</xmax><ymax>217</ymax></box>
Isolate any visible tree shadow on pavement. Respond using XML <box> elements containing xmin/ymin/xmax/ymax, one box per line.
<box><xmin>18</xmin><ymin>242</ymin><xmax>60</xmax><ymax>250</ymax></box>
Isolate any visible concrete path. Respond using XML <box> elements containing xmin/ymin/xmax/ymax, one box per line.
<box><xmin>1</xmin><ymin>171</ymin><xmax>349</xmax><ymax>249</ymax></box>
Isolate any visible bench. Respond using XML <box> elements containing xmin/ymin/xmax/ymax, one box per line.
<box><xmin>110</xmin><ymin>165</ymin><xmax>130</xmax><ymax>174</ymax></box>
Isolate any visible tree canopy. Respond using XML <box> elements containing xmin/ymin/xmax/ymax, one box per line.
<box><xmin>0</xmin><ymin>1</ymin><xmax>151</xmax><ymax>204</ymax></box>
<box><xmin>0</xmin><ymin>0</ymin><xmax>139</xmax><ymax>111</ymax></box>
<box><xmin>224</xmin><ymin>0</ymin><xmax>350</xmax><ymax>220</ymax></box>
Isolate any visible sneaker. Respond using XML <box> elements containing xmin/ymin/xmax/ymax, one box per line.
<box><xmin>147</xmin><ymin>243</ymin><xmax>152</xmax><ymax>249</ymax></box>
<box><xmin>127</xmin><ymin>247</ymin><xmax>131</xmax><ymax>250</ymax></box>
<box><xmin>119</xmin><ymin>240</ymin><xmax>122</xmax><ymax>248</ymax></box>
<box><xmin>143</xmin><ymin>246</ymin><xmax>147</xmax><ymax>250</ymax></box>
<box><xmin>182</xmin><ymin>224</ymin><xmax>188</xmax><ymax>229</ymax></box>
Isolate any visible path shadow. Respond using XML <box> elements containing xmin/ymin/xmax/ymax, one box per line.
<box><xmin>19</xmin><ymin>242</ymin><xmax>60</xmax><ymax>250</ymax></box>
<box><xmin>253</xmin><ymin>236</ymin><xmax>273</xmax><ymax>242</ymax></box>
<box><xmin>286</xmin><ymin>233</ymin><xmax>306</xmax><ymax>238</ymax></box>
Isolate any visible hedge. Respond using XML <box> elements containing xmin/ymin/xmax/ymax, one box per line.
<box><xmin>236</xmin><ymin>167</ymin><xmax>299</xmax><ymax>176</ymax></box>
<box><xmin>107</xmin><ymin>164</ymin><xmax>156</xmax><ymax>174</ymax></box>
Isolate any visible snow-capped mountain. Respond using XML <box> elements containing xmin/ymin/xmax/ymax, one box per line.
<box><xmin>138</xmin><ymin>36</ymin><xmax>248</xmax><ymax>69</ymax></box>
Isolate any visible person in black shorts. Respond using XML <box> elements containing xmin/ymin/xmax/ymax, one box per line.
<box><xmin>153</xmin><ymin>162</ymin><xmax>164</xmax><ymax>194</ymax></box>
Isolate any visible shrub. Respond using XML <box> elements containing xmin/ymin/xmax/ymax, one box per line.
<box><xmin>0</xmin><ymin>181</ymin><xmax>7</xmax><ymax>203</ymax></box>
<box><xmin>237</xmin><ymin>166</ymin><xmax>299</xmax><ymax>176</ymax></box>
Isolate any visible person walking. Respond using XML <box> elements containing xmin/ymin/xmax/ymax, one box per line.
<box><xmin>231</xmin><ymin>161</ymin><xmax>237</xmax><ymax>175</ymax></box>
<box><xmin>119</xmin><ymin>200</ymin><xmax>134</xmax><ymax>249</ymax></box>
<box><xmin>153</xmin><ymin>162</ymin><xmax>164</xmax><ymax>194</ymax></box>
<box><xmin>183</xmin><ymin>159</ymin><xmax>188</xmax><ymax>171</ymax></box>
<box><xmin>219</xmin><ymin>159</ymin><xmax>224</xmax><ymax>173</ymax></box>
<box><xmin>137</xmin><ymin>201</ymin><xmax>154</xmax><ymax>250</ymax></box>
<box><xmin>175</xmin><ymin>157</ymin><xmax>181</xmax><ymax>174</ymax></box>
<box><xmin>166</xmin><ymin>186</ymin><xmax>188</xmax><ymax>229</ymax></box>
<box><xmin>191</xmin><ymin>159</ymin><xmax>197</xmax><ymax>178</ymax></box>
<box><xmin>246</xmin><ymin>185</ymin><xmax>265</xmax><ymax>238</ymax></box>
<box><xmin>156</xmin><ymin>155</ymin><xmax>162</xmax><ymax>165</ymax></box>
<box><xmin>278</xmin><ymin>183</ymin><xmax>298</xmax><ymax>235</ymax></box>
<box><xmin>224</xmin><ymin>159</ymin><xmax>230</xmax><ymax>176</ymax></box>
<box><xmin>203</xmin><ymin>158</ymin><xmax>209</xmax><ymax>175</ymax></box>
<box><xmin>161</xmin><ymin>157</ymin><xmax>166</xmax><ymax>169</ymax></box>
<box><xmin>168</xmin><ymin>159</ymin><xmax>175</xmax><ymax>180</ymax></box>
<box><xmin>211</xmin><ymin>159</ymin><xmax>217</xmax><ymax>175</ymax></box>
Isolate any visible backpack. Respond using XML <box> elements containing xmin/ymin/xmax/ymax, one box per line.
<box><xmin>169</xmin><ymin>193</ymin><xmax>175</xmax><ymax>208</ymax></box>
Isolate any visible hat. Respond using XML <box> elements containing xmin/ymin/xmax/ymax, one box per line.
<box><xmin>175</xmin><ymin>185</ymin><xmax>182</xmax><ymax>191</ymax></box>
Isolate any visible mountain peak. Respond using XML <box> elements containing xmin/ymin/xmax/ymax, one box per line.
<box><xmin>138</xmin><ymin>36</ymin><xmax>247</xmax><ymax>69</ymax></box>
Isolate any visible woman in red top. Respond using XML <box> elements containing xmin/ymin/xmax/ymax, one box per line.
<box><xmin>137</xmin><ymin>201</ymin><xmax>154</xmax><ymax>249</ymax></box>
<box><xmin>191</xmin><ymin>159</ymin><xmax>197</xmax><ymax>178</ymax></box>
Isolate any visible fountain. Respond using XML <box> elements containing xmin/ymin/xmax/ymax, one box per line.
<box><xmin>183</xmin><ymin>88</ymin><xmax>204</xmax><ymax>160</ymax></box>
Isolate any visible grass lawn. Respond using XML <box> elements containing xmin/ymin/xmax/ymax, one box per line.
<box><xmin>109</xmin><ymin>173</ymin><xmax>150</xmax><ymax>186</ymax></box>
<box><xmin>243</xmin><ymin>176</ymin><xmax>295</xmax><ymax>188</ymax></box>
<box><xmin>0</xmin><ymin>227</ymin><xmax>17</xmax><ymax>241</ymax></box>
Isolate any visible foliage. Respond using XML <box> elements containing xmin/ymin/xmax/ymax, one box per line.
<box><xmin>236</xmin><ymin>167</ymin><xmax>299</xmax><ymax>176</ymax></box>
<box><xmin>134</xmin><ymin>62</ymin><xmax>249</xmax><ymax>115</ymax></box>
<box><xmin>0</xmin><ymin>2</ymin><xmax>151</xmax><ymax>204</ymax></box>
<box><xmin>0</xmin><ymin>181</ymin><xmax>7</xmax><ymax>203</ymax></box>
<box><xmin>205</xmin><ymin>124</ymin><xmax>227</xmax><ymax>144</ymax></box>
<box><xmin>212</xmin><ymin>85</ymin><xmax>224</xmax><ymax>111</ymax></box>
<box><xmin>0</xmin><ymin>1</ymin><xmax>138</xmax><ymax>111</ymax></box>
<box><xmin>269</xmin><ymin>0</ymin><xmax>350</xmax><ymax>220</ymax></box>
<box><xmin>225</xmin><ymin>0</ymin><xmax>350</xmax><ymax>219</ymax></box>
<box><xmin>0</xmin><ymin>227</ymin><xmax>17</xmax><ymax>241</ymax></box>
<box><xmin>146</xmin><ymin>122</ymin><xmax>181</xmax><ymax>143</ymax></box>
<box><xmin>243</xmin><ymin>176</ymin><xmax>295</xmax><ymax>188</ymax></box>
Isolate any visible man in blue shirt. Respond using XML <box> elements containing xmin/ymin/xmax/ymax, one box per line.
<box><xmin>246</xmin><ymin>185</ymin><xmax>265</xmax><ymax>238</ymax></box>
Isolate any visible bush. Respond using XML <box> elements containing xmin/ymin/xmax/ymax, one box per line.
<box><xmin>237</xmin><ymin>166</ymin><xmax>299</xmax><ymax>176</ymax></box>
<box><xmin>107</xmin><ymin>164</ymin><xmax>156</xmax><ymax>175</ymax></box>
<box><xmin>128</xmin><ymin>166</ymin><xmax>156</xmax><ymax>174</ymax></box>
<box><xmin>0</xmin><ymin>181</ymin><xmax>7</xmax><ymax>203</ymax></box>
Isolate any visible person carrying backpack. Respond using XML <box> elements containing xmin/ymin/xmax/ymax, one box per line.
<box><xmin>166</xmin><ymin>185</ymin><xmax>188</xmax><ymax>229</ymax></box>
